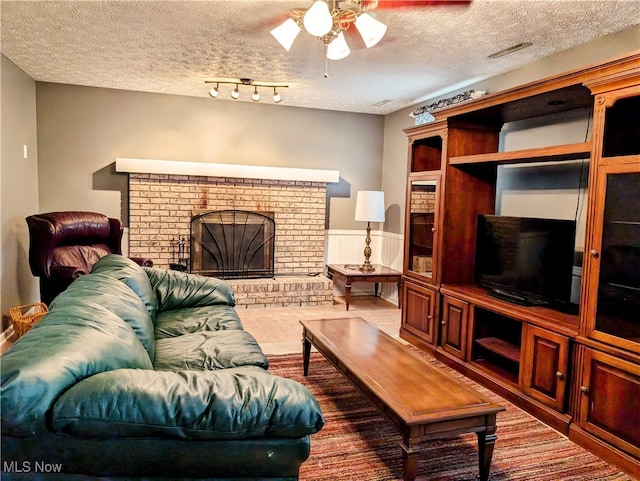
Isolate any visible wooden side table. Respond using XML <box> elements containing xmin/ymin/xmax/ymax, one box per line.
<box><xmin>326</xmin><ymin>264</ymin><xmax>402</xmax><ymax>311</ymax></box>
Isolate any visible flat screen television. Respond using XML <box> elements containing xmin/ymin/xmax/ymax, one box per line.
<box><xmin>475</xmin><ymin>215</ymin><xmax>577</xmax><ymax>311</ymax></box>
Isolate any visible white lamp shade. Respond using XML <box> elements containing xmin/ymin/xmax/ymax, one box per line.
<box><xmin>355</xmin><ymin>191</ymin><xmax>385</xmax><ymax>222</ymax></box>
<box><xmin>326</xmin><ymin>31</ymin><xmax>351</xmax><ymax>60</ymax></box>
<box><xmin>355</xmin><ymin>13</ymin><xmax>387</xmax><ymax>48</ymax></box>
<box><xmin>303</xmin><ymin>1</ymin><xmax>333</xmax><ymax>36</ymax></box>
<box><xmin>270</xmin><ymin>18</ymin><xmax>301</xmax><ymax>51</ymax></box>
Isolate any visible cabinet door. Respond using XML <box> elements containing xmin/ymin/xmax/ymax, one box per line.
<box><xmin>404</xmin><ymin>174</ymin><xmax>441</xmax><ymax>286</ymax></box>
<box><xmin>520</xmin><ymin>324</ymin><xmax>569</xmax><ymax>411</ymax></box>
<box><xmin>582</xmin><ymin>165</ymin><xmax>640</xmax><ymax>354</ymax></box>
<box><xmin>401</xmin><ymin>281</ymin><xmax>438</xmax><ymax>346</ymax></box>
<box><xmin>440</xmin><ymin>296</ymin><xmax>469</xmax><ymax>360</ymax></box>
<box><xmin>576</xmin><ymin>348</ymin><xmax>640</xmax><ymax>459</ymax></box>
<box><xmin>582</xmin><ymin>91</ymin><xmax>640</xmax><ymax>354</ymax></box>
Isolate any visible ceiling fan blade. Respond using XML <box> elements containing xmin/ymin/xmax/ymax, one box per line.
<box><xmin>368</xmin><ymin>0</ymin><xmax>472</xmax><ymax>8</ymax></box>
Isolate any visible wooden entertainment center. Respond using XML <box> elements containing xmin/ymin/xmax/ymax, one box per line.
<box><xmin>399</xmin><ymin>51</ymin><xmax>639</xmax><ymax>477</ymax></box>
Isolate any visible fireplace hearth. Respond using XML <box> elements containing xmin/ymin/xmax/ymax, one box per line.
<box><xmin>190</xmin><ymin>210</ymin><xmax>275</xmax><ymax>279</ymax></box>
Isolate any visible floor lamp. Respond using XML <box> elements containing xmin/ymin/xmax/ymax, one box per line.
<box><xmin>355</xmin><ymin>191</ymin><xmax>385</xmax><ymax>273</ymax></box>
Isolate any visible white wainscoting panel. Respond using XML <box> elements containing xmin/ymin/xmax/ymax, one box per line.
<box><xmin>324</xmin><ymin>230</ymin><xmax>404</xmax><ymax>305</ymax></box>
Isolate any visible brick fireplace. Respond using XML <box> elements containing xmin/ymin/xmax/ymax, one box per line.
<box><xmin>123</xmin><ymin>161</ymin><xmax>337</xmax><ymax>308</ymax></box>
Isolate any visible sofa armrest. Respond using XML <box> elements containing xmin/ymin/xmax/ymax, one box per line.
<box><xmin>51</xmin><ymin>367</ymin><xmax>325</xmax><ymax>440</ymax></box>
<box><xmin>144</xmin><ymin>267</ymin><xmax>236</xmax><ymax>311</ymax></box>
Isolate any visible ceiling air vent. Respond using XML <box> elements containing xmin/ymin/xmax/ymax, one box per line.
<box><xmin>488</xmin><ymin>42</ymin><xmax>533</xmax><ymax>59</ymax></box>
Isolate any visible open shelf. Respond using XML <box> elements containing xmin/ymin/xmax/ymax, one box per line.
<box><xmin>602</xmin><ymin>95</ymin><xmax>640</xmax><ymax>157</ymax></box>
<box><xmin>471</xmin><ymin>305</ymin><xmax>523</xmax><ymax>382</ymax></box>
<box><xmin>475</xmin><ymin>337</ymin><xmax>521</xmax><ymax>363</ymax></box>
<box><xmin>441</xmin><ymin>83</ymin><xmax>593</xmax><ymax>126</ymax></box>
<box><xmin>471</xmin><ymin>359</ymin><xmax>519</xmax><ymax>385</ymax></box>
<box><xmin>441</xmin><ymin>284</ymin><xmax>580</xmax><ymax>335</ymax></box>
<box><xmin>411</xmin><ymin>136</ymin><xmax>443</xmax><ymax>172</ymax></box>
<box><xmin>449</xmin><ymin>142</ymin><xmax>591</xmax><ymax>166</ymax></box>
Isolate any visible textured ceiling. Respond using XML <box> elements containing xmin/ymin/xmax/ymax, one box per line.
<box><xmin>1</xmin><ymin>0</ymin><xmax>639</xmax><ymax>115</ymax></box>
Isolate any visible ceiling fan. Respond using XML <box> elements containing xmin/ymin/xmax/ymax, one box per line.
<box><xmin>271</xmin><ymin>0</ymin><xmax>473</xmax><ymax>67</ymax></box>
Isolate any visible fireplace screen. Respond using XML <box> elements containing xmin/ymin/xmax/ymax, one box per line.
<box><xmin>190</xmin><ymin>210</ymin><xmax>275</xmax><ymax>279</ymax></box>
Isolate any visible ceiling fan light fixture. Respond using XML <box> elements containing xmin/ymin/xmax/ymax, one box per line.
<box><xmin>231</xmin><ymin>85</ymin><xmax>240</xmax><ymax>99</ymax></box>
<box><xmin>271</xmin><ymin>18</ymin><xmax>301</xmax><ymax>51</ymax></box>
<box><xmin>326</xmin><ymin>31</ymin><xmax>351</xmax><ymax>60</ymax></box>
<box><xmin>252</xmin><ymin>87</ymin><xmax>260</xmax><ymax>102</ymax></box>
<box><xmin>355</xmin><ymin>13</ymin><xmax>387</xmax><ymax>48</ymax></box>
<box><xmin>273</xmin><ymin>87</ymin><xmax>282</xmax><ymax>103</ymax></box>
<box><xmin>303</xmin><ymin>1</ymin><xmax>333</xmax><ymax>36</ymax></box>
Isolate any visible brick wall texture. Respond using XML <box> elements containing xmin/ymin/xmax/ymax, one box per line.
<box><xmin>128</xmin><ymin>173</ymin><xmax>327</xmax><ymax>275</ymax></box>
<box><xmin>410</xmin><ymin>191</ymin><xmax>436</xmax><ymax>213</ymax></box>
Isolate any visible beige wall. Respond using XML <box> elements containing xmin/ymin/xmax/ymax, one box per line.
<box><xmin>35</xmin><ymin>83</ymin><xmax>384</xmax><ymax>229</ymax></box>
<box><xmin>1</xmin><ymin>56</ymin><xmax>40</xmax><ymax>323</ymax></box>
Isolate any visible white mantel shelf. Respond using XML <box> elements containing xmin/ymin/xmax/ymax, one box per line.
<box><xmin>116</xmin><ymin>158</ymin><xmax>340</xmax><ymax>183</ymax></box>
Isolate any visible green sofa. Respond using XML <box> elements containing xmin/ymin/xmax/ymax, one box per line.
<box><xmin>1</xmin><ymin>255</ymin><xmax>324</xmax><ymax>480</ymax></box>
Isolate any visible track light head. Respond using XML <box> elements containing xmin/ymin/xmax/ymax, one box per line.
<box><xmin>231</xmin><ymin>85</ymin><xmax>240</xmax><ymax>99</ymax></box>
<box><xmin>251</xmin><ymin>87</ymin><xmax>260</xmax><ymax>102</ymax></box>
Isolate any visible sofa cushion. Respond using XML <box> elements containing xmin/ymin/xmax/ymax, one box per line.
<box><xmin>144</xmin><ymin>267</ymin><xmax>236</xmax><ymax>311</ymax></box>
<box><xmin>1</xmin><ymin>304</ymin><xmax>152</xmax><ymax>436</ymax></box>
<box><xmin>51</xmin><ymin>367</ymin><xmax>325</xmax><ymax>440</ymax></box>
<box><xmin>90</xmin><ymin>254</ymin><xmax>158</xmax><ymax>322</ymax></box>
<box><xmin>154</xmin><ymin>305</ymin><xmax>244</xmax><ymax>339</ymax></box>
<box><xmin>153</xmin><ymin>330</ymin><xmax>268</xmax><ymax>371</ymax></box>
<box><xmin>50</xmin><ymin>272</ymin><xmax>155</xmax><ymax>360</ymax></box>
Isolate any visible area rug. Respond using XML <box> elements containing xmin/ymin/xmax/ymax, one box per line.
<box><xmin>267</xmin><ymin>351</ymin><xmax>634</xmax><ymax>481</ymax></box>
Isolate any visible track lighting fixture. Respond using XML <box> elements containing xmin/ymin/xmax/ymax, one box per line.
<box><xmin>271</xmin><ymin>0</ymin><xmax>387</xmax><ymax>63</ymax></box>
<box><xmin>205</xmin><ymin>78</ymin><xmax>289</xmax><ymax>104</ymax></box>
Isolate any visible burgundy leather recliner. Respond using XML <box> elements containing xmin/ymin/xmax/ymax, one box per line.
<box><xmin>26</xmin><ymin>211</ymin><xmax>153</xmax><ymax>305</ymax></box>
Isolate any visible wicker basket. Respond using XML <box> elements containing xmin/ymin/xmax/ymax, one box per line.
<box><xmin>9</xmin><ymin>302</ymin><xmax>48</xmax><ymax>337</ymax></box>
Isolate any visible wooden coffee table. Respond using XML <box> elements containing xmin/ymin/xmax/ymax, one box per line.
<box><xmin>326</xmin><ymin>264</ymin><xmax>402</xmax><ymax>311</ymax></box>
<box><xmin>300</xmin><ymin>317</ymin><xmax>505</xmax><ymax>481</ymax></box>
